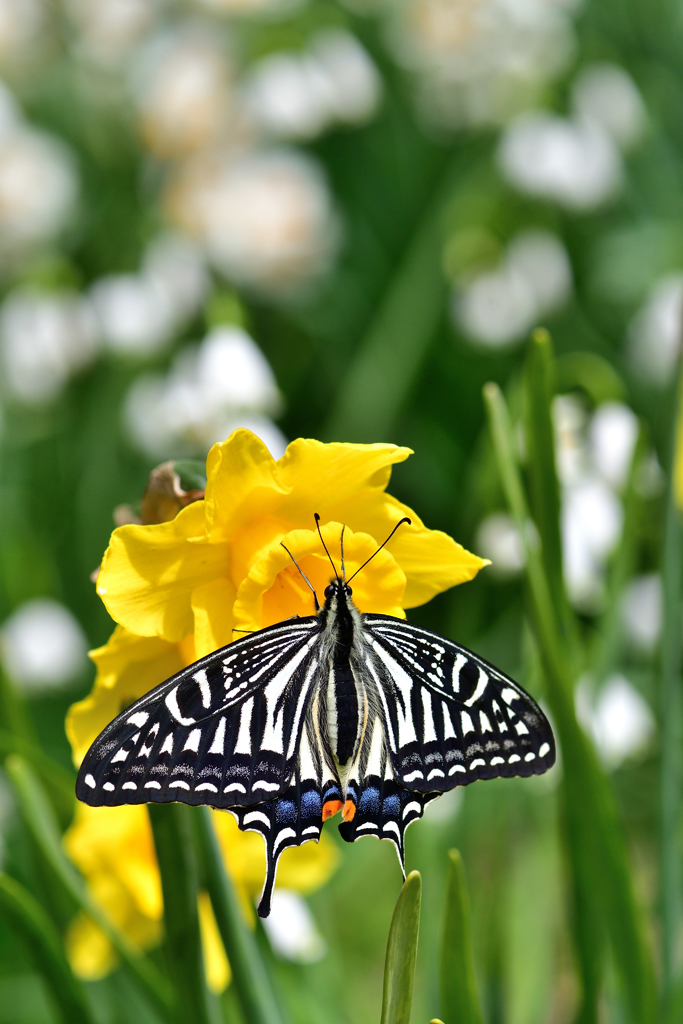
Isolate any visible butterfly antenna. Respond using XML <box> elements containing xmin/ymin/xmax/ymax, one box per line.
<box><xmin>346</xmin><ymin>518</ymin><xmax>412</xmax><ymax>584</ymax></box>
<box><xmin>280</xmin><ymin>542</ymin><xmax>320</xmax><ymax>611</ymax></box>
<box><xmin>340</xmin><ymin>524</ymin><xmax>346</xmax><ymax>582</ymax></box>
<box><xmin>314</xmin><ymin>513</ymin><xmax>340</xmax><ymax>580</ymax></box>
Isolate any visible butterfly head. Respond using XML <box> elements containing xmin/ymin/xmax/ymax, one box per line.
<box><xmin>323</xmin><ymin>578</ymin><xmax>353</xmax><ymax>610</ymax></box>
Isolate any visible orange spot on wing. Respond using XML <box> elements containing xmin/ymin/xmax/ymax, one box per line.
<box><xmin>322</xmin><ymin>799</ymin><xmax>343</xmax><ymax>821</ymax></box>
<box><xmin>342</xmin><ymin>800</ymin><xmax>356</xmax><ymax>822</ymax></box>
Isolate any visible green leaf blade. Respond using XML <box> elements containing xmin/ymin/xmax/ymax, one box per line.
<box><xmin>440</xmin><ymin>850</ymin><xmax>484</xmax><ymax>1024</ymax></box>
<box><xmin>381</xmin><ymin>871</ymin><xmax>422</xmax><ymax>1024</ymax></box>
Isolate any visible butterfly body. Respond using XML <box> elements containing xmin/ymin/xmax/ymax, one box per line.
<box><xmin>77</xmin><ymin>578</ymin><xmax>555</xmax><ymax>916</ymax></box>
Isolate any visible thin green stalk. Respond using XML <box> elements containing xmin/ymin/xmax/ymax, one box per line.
<box><xmin>148</xmin><ymin>804</ymin><xmax>215</xmax><ymax>1024</ymax></box>
<box><xmin>440</xmin><ymin>850</ymin><xmax>484</xmax><ymax>1024</ymax></box>
<box><xmin>0</xmin><ymin>872</ymin><xmax>95</xmax><ymax>1024</ymax></box>
<box><xmin>0</xmin><ymin>727</ymin><xmax>76</xmax><ymax>825</ymax></box>
<box><xmin>5</xmin><ymin>755</ymin><xmax>173</xmax><ymax>1021</ymax></box>
<box><xmin>484</xmin><ymin>380</ymin><xmax>658</xmax><ymax>1024</ymax></box>
<box><xmin>193</xmin><ymin>807</ymin><xmax>286</xmax><ymax>1024</ymax></box>
<box><xmin>324</xmin><ymin>157</ymin><xmax>459</xmax><ymax>442</ymax></box>
<box><xmin>381</xmin><ymin>871</ymin><xmax>422</xmax><ymax>1024</ymax></box>
<box><xmin>659</xmin><ymin>373</ymin><xmax>683</xmax><ymax>1005</ymax></box>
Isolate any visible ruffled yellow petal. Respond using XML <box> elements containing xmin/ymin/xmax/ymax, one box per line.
<box><xmin>205</xmin><ymin>430</ymin><xmax>288</xmax><ymax>542</ymax></box>
<box><xmin>232</xmin><ymin>522</ymin><xmax>406</xmax><ymax>631</ymax></box>
<box><xmin>66</xmin><ymin>627</ymin><xmax>192</xmax><ymax>766</ymax></box>
<box><xmin>330</xmin><ymin>491</ymin><xmax>489</xmax><ymax>607</ymax></box>
<box><xmin>96</xmin><ymin>502</ymin><xmax>228</xmax><ymax>642</ymax></box>
<box><xmin>192</xmin><ymin>577</ymin><xmax>237</xmax><ymax>659</ymax></box>
<box><xmin>277</xmin><ymin>437</ymin><xmax>412</xmax><ymax>522</ymax></box>
<box><xmin>199</xmin><ymin>891</ymin><xmax>231</xmax><ymax>993</ymax></box>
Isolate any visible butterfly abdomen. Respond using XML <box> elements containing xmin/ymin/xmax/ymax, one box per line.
<box><xmin>330</xmin><ymin>660</ymin><xmax>358</xmax><ymax>765</ymax></box>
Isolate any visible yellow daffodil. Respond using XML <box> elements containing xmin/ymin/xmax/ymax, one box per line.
<box><xmin>65</xmin><ymin>430</ymin><xmax>486</xmax><ymax>984</ymax></box>
<box><xmin>95</xmin><ymin>430</ymin><xmax>487</xmax><ymax>657</ymax></box>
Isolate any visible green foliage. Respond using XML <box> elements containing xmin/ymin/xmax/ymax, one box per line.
<box><xmin>381</xmin><ymin>872</ymin><xmax>422</xmax><ymax>1024</ymax></box>
<box><xmin>440</xmin><ymin>851</ymin><xmax>484</xmax><ymax>1024</ymax></box>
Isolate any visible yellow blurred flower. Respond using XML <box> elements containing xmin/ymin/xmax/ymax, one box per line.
<box><xmin>95</xmin><ymin>429</ymin><xmax>486</xmax><ymax>657</ymax></box>
<box><xmin>63</xmin><ymin>799</ymin><xmax>338</xmax><ymax>987</ymax></box>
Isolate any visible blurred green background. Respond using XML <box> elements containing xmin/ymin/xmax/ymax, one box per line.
<box><xmin>0</xmin><ymin>0</ymin><xmax>681</xmax><ymax>1022</ymax></box>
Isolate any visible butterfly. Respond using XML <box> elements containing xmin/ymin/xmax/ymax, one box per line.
<box><xmin>77</xmin><ymin>515</ymin><xmax>555</xmax><ymax>917</ymax></box>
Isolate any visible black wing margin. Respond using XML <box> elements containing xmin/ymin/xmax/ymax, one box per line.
<box><xmin>76</xmin><ymin>617</ymin><xmax>321</xmax><ymax>809</ymax></box>
<box><xmin>363</xmin><ymin>614</ymin><xmax>555</xmax><ymax>793</ymax></box>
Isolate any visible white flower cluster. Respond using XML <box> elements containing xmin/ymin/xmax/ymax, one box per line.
<box><xmin>0</xmin><ymin>598</ymin><xmax>88</xmax><ymax>693</ymax></box>
<box><xmin>386</xmin><ymin>0</ymin><xmax>578</xmax><ymax>128</ymax></box>
<box><xmin>0</xmin><ymin>234</ymin><xmax>209</xmax><ymax>406</ymax></box>
<box><xmin>626</xmin><ymin>274</ymin><xmax>683</xmax><ymax>388</ymax></box>
<box><xmin>123</xmin><ymin>325</ymin><xmax>286</xmax><ymax>460</ymax></box>
<box><xmin>499</xmin><ymin>63</ymin><xmax>646</xmax><ymax>210</ymax></box>
<box><xmin>477</xmin><ymin>398</ymin><xmax>641</xmax><ymax>612</ymax></box>
<box><xmin>0</xmin><ymin>79</ymin><xmax>78</xmax><ymax>264</ymax></box>
<box><xmin>576</xmin><ymin>673</ymin><xmax>655</xmax><ymax>769</ymax></box>
<box><xmin>453</xmin><ymin>228</ymin><xmax>572</xmax><ymax>348</ymax></box>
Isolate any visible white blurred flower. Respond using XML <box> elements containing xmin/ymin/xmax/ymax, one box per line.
<box><xmin>620</xmin><ymin>574</ymin><xmax>662</xmax><ymax>655</ymax></box>
<box><xmin>67</xmin><ymin>0</ymin><xmax>157</xmax><ymax>63</ymax></box>
<box><xmin>498</xmin><ymin>111</ymin><xmax>622</xmax><ymax>210</ymax></box>
<box><xmin>475</xmin><ymin>512</ymin><xmax>525</xmax><ymax>577</ymax></box>
<box><xmin>562</xmin><ymin>476</ymin><xmax>622</xmax><ymax>609</ymax></box>
<box><xmin>167</xmin><ymin>148</ymin><xmax>337</xmax><ymax>292</ymax></box>
<box><xmin>576</xmin><ymin>674</ymin><xmax>655</xmax><ymax>769</ymax></box>
<box><xmin>626</xmin><ymin>275</ymin><xmax>683</xmax><ymax>387</ymax></box>
<box><xmin>589</xmin><ymin>401</ymin><xmax>638</xmax><ymax>490</ymax></box>
<box><xmin>0</xmin><ymin>123</ymin><xmax>78</xmax><ymax>256</ymax></box>
<box><xmin>142</xmin><ymin>233</ymin><xmax>210</xmax><ymax>324</ymax></box>
<box><xmin>262</xmin><ymin>890</ymin><xmax>326</xmax><ymax>963</ymax></box>
<box><xmin>387</xmin><ymin>0</ymin><xmax>576</xmax><ymax>128</ymax></box>
<box><xmin>134</xmin><ymin>26</ymin><xmax>235</xmax><ymax>158</ymax></box>
<box><xmin>124</xmin><ymin>325</ymin><xmax>285</xmax><ymax>458</ymax></box>
<box><xmin>89</xmin><ymin>274</ymin><xmax>175</xmax><ymax>357</ymax></box>
<box><xmin>0</xmin><ymin>289</ymin><xmax>98</xmax><ymax>404</ymax></box>
<box><xmin>243</xmin><ymin>29</ymin><xmax>381</xmax><ymax>141</ymax></box>
<box><xmin>0</xmin><ymin>598</ymin><xmax>88</xmax><ymax>692</ymax></box>
<box><xmin>571</xmin><ymin>63</ymin><xmax>646</xmax><ymax>150</ymax></box>
<box><xmin>454</xmin><ymin>228</ymin><xmax>571</xmax><ymax>347</ymax></box>
<box><xmin>196</xmin><ymin>0</ymin><xmax>305</xmax><ymax>16</ymax></box>
<box><xmin>553</xmin><ymin>393</ymin><xmax>587</xmax><ymax>486</ymax></box>
<box><xmin>0</xmin><ymin>0</ymin><xmax>45</xmax><ymax>62</ymax></box>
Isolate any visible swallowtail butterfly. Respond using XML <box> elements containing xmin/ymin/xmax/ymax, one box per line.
<box><xmin>77</xmin><ymin>516</ymin><xmax>555</xmax><ymax>916</ymax></box>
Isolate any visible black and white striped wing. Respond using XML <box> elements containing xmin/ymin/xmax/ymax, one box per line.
<box><xmin>76</xmin><ymin>617</ymin><xmax>322</xmax><ymax>808</ymax></box>
<box><xmin>363</xmin><ymin>614</ymin><xmax>555</xmax><ymax>793</ymax></box>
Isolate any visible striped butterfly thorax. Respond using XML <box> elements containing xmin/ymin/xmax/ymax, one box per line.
<box><xmin>77</xmin><ymin>519</ymin><xmax>555</xmax><ymax>917</ymax></box>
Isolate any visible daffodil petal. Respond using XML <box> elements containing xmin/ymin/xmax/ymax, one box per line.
<box><xmin>192</xmin><ymin>577</ymin><xmax>237</xmax><ymax>659</ymax></box>
<box><xmin>96</xmin><ymin>502</ymin><xmax>228</xmax><ymax>641</ymax></box>
<box><xmin>67</xmin><ymin>626</ymin><xmax>189</xmax><ymax>766</ymax></box>
<box><xmin>277</xmin><ymin>438</ymin><xmax>412</xmax><ymax>522</ymax></box>
<box><xmin>205</xmin><ymin>429</ymin><xmax>288</xmax><ymax>542</ymax></box>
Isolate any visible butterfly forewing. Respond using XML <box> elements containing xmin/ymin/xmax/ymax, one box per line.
<box><xmin>76</xmin><ymin>617</ymin><xmax>322</xmax><ymax>808</ymax></box>
<box><xmin>363</xmin><ymin>614</ymin><xmax>555</xmax><ymax>793</ymax></box>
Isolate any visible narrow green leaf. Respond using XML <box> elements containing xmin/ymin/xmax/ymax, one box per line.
<box><xmin>149</xmin><ymin>804</ymin><xmax>215</xmax><ymax>1024</ymax></box>
<box><xmin>659</xmin><ymin>370</ymin><xmax>683</xmax><ymax>1005</ymax></box>
<box><xmin>0</xmin><ymin>727</ymin><xmax>76</xmax><ymax>825</ymax></box>
<box><xmin>381</xmin><ymin>871</ymin><xmax>422</xmax><ymax>1024</ymax></box>
<box><xmin>440</xmin><ymin>850</ymin><xmax>484</xmax><ymax>1024</ymax></box>
<box><xmin>483</xmin><ymin>380</ymin><xmax>658</xmax><ymax>1024</ymax></box>
<box><xmin>5</xmin><ymin>755</ymin><xmax>174</xmax><ymax>1021</ymax></box>
<box><xmin>0</xmin><ymin>872</ymin><xmax>95</xmax><ymax>1024</ymax></box>
<box><xmin>193</xmin><ymin>807</ymin><xmax>286</xmax><ymax>1024</ymax></box>
<box><xmin>324</xmin><ymin>159</ymin><xmax>457</xmax><ymax>442</ymax></box>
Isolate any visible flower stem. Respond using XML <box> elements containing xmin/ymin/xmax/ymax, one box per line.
<box><xmin>193</xmin><ymin>807</ymin><xmax>286</xmax><ymax>1024</ymax></box>
<box><xmin>484</xmin><ymin>375</ymin><xmax>658</xmax><ymax>1024</ymax></box>
<box><xmin>4</xmin><ymin>755</ymin><xmax>174</xmax><ymax>1021</ymax></box>
<box><xmin>0</xmin><ymin>872</ymin><xmax>96</xmax><ymax>1024</ymax></box>
<box><xmin>148</xmin><ymin>804</ymin><xmax>216</xmax><ymax>1024</ymax></box>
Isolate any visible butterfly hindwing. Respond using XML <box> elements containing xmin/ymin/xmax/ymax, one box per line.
<box><xmin>363</xmin><ymin>614</ymin><xmax>555</xmax><ymax>793</ymax></box>
<box><xmin>76</xmin><ymin>617</ymin><xmax>322</xmax><ymax>808</ymax></box>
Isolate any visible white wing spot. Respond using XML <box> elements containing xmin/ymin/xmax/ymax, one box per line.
<box><xmin>464</xmin><ymin>667</ymin><xmax>489</xmax><ymax>706</ymax></box>
<box><xmin>160</xmin><ymin>734</ymin><xmax>174</xmax><ymax>755</ymax></box>
<box><xmin>234</xmin><ymin>697</ymin><xmax>253</xmax><ymax>755</ymax></box>
<box><xmin>165</xmin><ymin>686</ymin><xmax>196</xmax><ymax>726</ymax></box>
<box><xmin>421</xmin><ymin>689</ymin><xmax>437</xmax><ymax>743</ymax></box>
<box><xmin>479</xmin><ymin>712</ymin><xmax>493</xmax><ymax>733</ymax></box>
<box><xmin>451</xmin><ymin>653</ymin><xmax>467</xmax><ymax>693</ymax></box>
<box><xmin>84</xmin><ymin>774</ymin><xmax>96</xmax><ymax>789</ymax></box>
<box><xmin>193</xmin><ymin>669</ymin><xmax>211</xmax><ymax>709</ymax></box>
<box><xmin>243</xmin><ymin>810</ymin><xmax>271</xmax><ymax>828</ymax></box>
<box><xmin>449</xmin><ymin>764</ymin><xmax>466</xmax><ymax>775</ymax></box>
<box><xmin>103</xmin><ymin>782</ymin><xmax>115</xmax><ymax>791</ymax></box>
<box><xmin>539</xmin><ymin>742</ymin><xmax>550</xmax><ymax>757</ymax></box>
<box><xmin>253</xmin><ymin>780</ymin><xmax>280</xmax><ymax>793</ymax></box>
<box><xmin>183</xmin><ymin>728</ymin><xmax>202</xmax><ymax>753</ymax></box>
<box><xmin>427</xmin><ymin>768</ymin><xmax>445</xmax><ymax>780</ymax></box>
<box><xmin>461</xmin><ymin>711</ymin><xmax>474</xmax><ymax>735</ymax></box>
<box><xmin>209</xmin><ymin>717</ymin><xmax>226</xmax><ymax>755</ymax></box>
<box><xmin>169</xmin><ymin>780</ymin><xmax>190</xmax><ymax>790</ymax></box>
<box><xmin>470</xmin><ymin>758</ymin><xmax>485</xmax><ymax>769</ymax></box>
<box><xmin>224</xmin><ymin>782</ymin><xmax>247</xmax><ymax>794</ymax></box>
<box><xmin>302</xmin><ymin>826</ymin><xmax>320</xmax><ymax>836</ymax></box>
<box><xmin>491</xmin><ymin>756</ymin><xmax>504</xmax><ymax>765</ymax></box>
<box><xmin>196</xmin><ymin>783</ymin><xmax>218</xmax><ymax>793</ymax></box>
<box><xmin>403</xmin><ymin>801</ymin><xmax>422</xmax><ymax>819</ymax></box>
<box><xmin>383</xmin><ymin>822</ymin><xmax>401</xmax><ymax>840</ymax></box>
<box><xmin>403</xmin><ymin>770</ymin><xmax>424</xmax><ymax>782</ymax></box>
<box><xmin>357</xmin><ymin>821</ymin><xmax>378</xmax><ymax>831</ymax></box>
<box><xmin>111</xmin><ymin>747</ymin><xmax>129</xmax><ymax>763</ymax></box>
<box><xmin>127</xmin><ymin>712</ymin><xmax>149</xmax><ymax>728</ymax></box>
<box><xmin>145</xmin><ymin>781</ymin><xmax>162</xmax><ymax>789</ymax></box>
<box><xmin>508</xmin><ymin>754</ymin><xmax>521</xmax><ymax>764</ymax></box>
<box><xmin>122</xmin><ymin>782</ymin><xmax>137</xmax><ymax>790</ymax></box>
<box><xmin>515</xmin><ymin>721</ymin><xmax>529</xmax><ymax>736</ymax></box>
<box><xmin>525</xmin><ymin>752</ymin><xmax>536</xmax><ymax>762</ymax></box>
<box><xmin>274</xmin><ymin>828</ymin><xmax>297</xmax><ymax>854</ymax></box>
<box><xmin>442</xmin><ymin>703</ymin><xmax>456</xmax><ymax>740</ymax></box>
<box><xmin>501</xmin><ymin>687</ymin><xmax>518</xmax><ymax>706</ymax></box>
